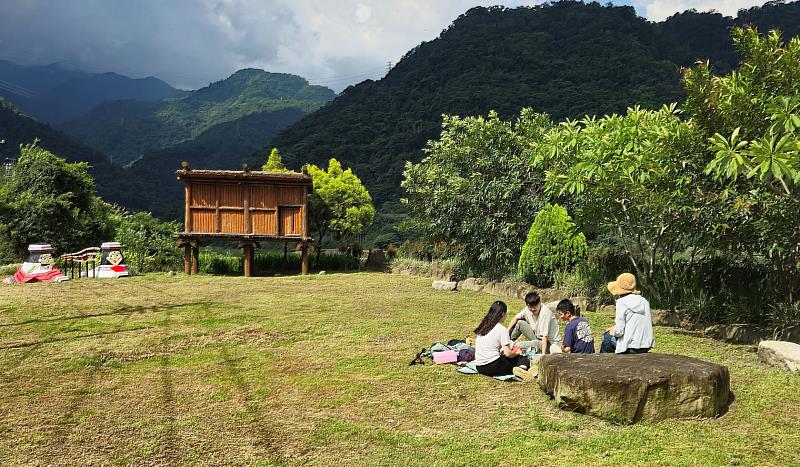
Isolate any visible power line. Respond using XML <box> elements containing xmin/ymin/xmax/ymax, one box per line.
<box><xmin>0</xmin><ymin>79</ymin><xmax>38</xmax><ymax>99</ymax></box>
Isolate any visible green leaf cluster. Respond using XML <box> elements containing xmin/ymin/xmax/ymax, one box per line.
<box><xmin>306</xmin><ymin>159</ymin><xmax>375</xmax><ymax>261</ymax></box>
<box><xmin>683</xmin><ymin>27</ymin><xmax>800</xmax><ymax>302</ymax></box>
<box><xmin>115</xmin><ymin>211</ymin><xmax>180</xmax><ymax>273</ymax></box>
<box><xmin>261</xmin><ymin>148</ymin><xmax>292</xmax><ymax>172</ymax></box>
<box><xmin>533</xmin><ymin>104</ymin><xmax>706</xmax><ymax>285</ymax></box>
<box><xmin>401</xmin><ymin>109</ymin><xmax>551</xmax><ymax>278</ymax></box>
<box><xmin>518</xmin><ymin>204</ymin><xmax>587</xmax><ymax>286</ymax></box>
<box><xmin>0</xmin><ymin>142</ymin><xmax>117</xmax><ymax>260</ymax></box>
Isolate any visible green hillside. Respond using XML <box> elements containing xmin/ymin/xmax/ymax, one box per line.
<box><xmin>120</xmin><ymin>107</ymin><xmax>307</xmax><ymax>219</ymax></box>
<box><xmin>264</xmin><ymin>1</ymin><xmax>800</xmax><ymax>209</ymax></box>
<box><xmin>61</xmin><ymin>69</ymin><xmax>336</xmax><ymax>165</ymax></box>
<box><xmin>0</xmin><ymin>98</ymin><xmax>140</xmax><ymax>206</ymax></box>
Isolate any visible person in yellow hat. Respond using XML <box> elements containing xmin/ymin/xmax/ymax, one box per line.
<box><xmin>599</xmin><ymin>273</ymin><xmax>654</xmax><ymax>353</ymax></box>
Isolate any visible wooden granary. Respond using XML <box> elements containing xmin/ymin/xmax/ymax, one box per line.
<box><xmin>176</xmin><ymin>163</ymin><xmax>312</xmax><ymax>276</ymax></box>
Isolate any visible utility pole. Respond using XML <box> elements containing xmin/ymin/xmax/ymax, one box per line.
<box><xmin>386</xmin><ymin>61</ymin><xmax>393</xmax><ymax>76</ymax></box>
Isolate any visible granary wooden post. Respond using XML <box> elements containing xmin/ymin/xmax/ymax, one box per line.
<box><xmin>183</xmin><ymin>243</ymin><xmax>192</xmax><ymax>274</ymax></box>
<box><xmin>301</xmin><ymin>242</ymin><xmax>309</xmax><ymax>275</ymax></box>
<box><xmin>191</xmin><ymin>242</ymin><xmax>200</xmax><ymax>275</ymax></box>
<box><xmin>242</xmin><ymin>243</ymin><xmax>255</xmax><ymax>277</ymax></box>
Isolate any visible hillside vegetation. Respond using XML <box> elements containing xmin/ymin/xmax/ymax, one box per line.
<box><xmin>121</xmin><ymin>108</ymin><xmax>307</xmax><ymax>218</ymax></box>
<box><xmin>61</xmin><ymin>69</ymin><xmax>336</xmax><ymax>165</ymax></box>
<box><xmin>265</xmin><ymin>1</ymin><xmax>800</xmax><ymax>208</ymax></box>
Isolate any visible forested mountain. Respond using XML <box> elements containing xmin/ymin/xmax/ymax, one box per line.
<box><xmin>0</xmin><ymin>60</ymin><xmax>181</xmax><ymax>123</ymax></box>
<box><xmin>61</xmin><ymin>69</ymin><xmax>336</xmax><ymax>165</ymax></box>
<box><xmin>264</xmin><ymin>1</ymin><xmax>800</xmax><ymax>210</ymax></box>
<box><xmin>0</xmin><ymin>98</ymin><xmax>135</xmax><ymax>204</ymax></box>
<box><xmin>1</xmin><ymin>94</ymin><xmax>306</xmax><ymax>219</ymax></box>
<box><xmin>122</xmin><ymin>108</ymin><xmax>307</xmax><ymax>219</ymax></box>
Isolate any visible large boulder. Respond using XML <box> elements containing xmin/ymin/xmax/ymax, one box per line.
<box><xmin>758</xmin><ymin>340</ymin><xmax>800</xmax><ymax>373</ymax></box>
<box><xmin>538</xmin><ymin>353</ymin><xmax>731</xmax><ymax>423</ymax></box>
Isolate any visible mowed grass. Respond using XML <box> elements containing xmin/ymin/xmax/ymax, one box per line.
<box><xmin>1</xmin><ymin>273</ymin><xmax>798</xmax><ymax>466</ymax></box>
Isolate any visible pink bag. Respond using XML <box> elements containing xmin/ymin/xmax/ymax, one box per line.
<box><xmin>432</xmin><ymin>350</ymin><xmax>458</xmax><ymax>364</ymax></box>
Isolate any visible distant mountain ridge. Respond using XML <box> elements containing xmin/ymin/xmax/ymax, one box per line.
<box><xmin>60</xmin><ymin>68</ymin><xmax>336</xmax><ymax>165</ymax></box>
<box><xmin>0</xmin><ymin>60</ymin><xmax>181</xmax><ymax>123</ymax></box>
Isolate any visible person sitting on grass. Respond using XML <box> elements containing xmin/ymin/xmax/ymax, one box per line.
<box><xmin>600</xmin><ymin>273</ymin><xmax>654</xmax><ymax>354</ymax></box>
<box><xmin>507</xmin><ymin>291</ymin><xmax>562</xmax><ymax>354</ymax></box>
<box><xmin>556</xmin><ymin>299</ymin><xmax>595</xmax><ymax>353</ymax></box>
<box><xmin>474</xmin><ymin>301</ymin><xmax>534</xmax><ymax>381</ymax></box>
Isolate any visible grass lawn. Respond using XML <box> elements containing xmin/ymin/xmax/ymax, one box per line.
<box><xmin>1</xmin><ymin>272</ymin><xmax>798</xmax><ymax>465</ymax></box>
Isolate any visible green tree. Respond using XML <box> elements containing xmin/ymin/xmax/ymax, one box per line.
<box><xmin>683</xmin><ymin>27</ymin><xmax>800</xmax><ymax>302</ymax></box>
<box><xmin>305</xmin><ymin>158</ymin><xmax>375</xmax><ymax>265</ymax></box>
<box><xmin>116</xmin><ymin>211</ymin><xmax>180</xmax><ymax>273</ymax></box>
<box><xmin>0</xmin><ymin>142</ymin><xmax>117</xmax><ymax>259</ymax></box>
<box><xmin>531</xmin><ymin>105</ymin><xmax>706</xmax><ymax>287</ymax></box>
<box><xmin>402</xmin><ymin>109</ymin><xmax>552</xmax><ymax>278</ymax></box>
<box><xmin>261</xmin><ymin>148</ymin><xmax>292</xmax><ymax>172</ymax></box>
<box><xmin>518</xmin><ymin>204</ymin><xmax>587</xmax><ymax>286</ymax></box>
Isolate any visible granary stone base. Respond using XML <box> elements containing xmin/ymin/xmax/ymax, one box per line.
<box><xmin>537</xmin><ymin>353</ymin><xmax>731</xmax><ymax>423</ymax></box>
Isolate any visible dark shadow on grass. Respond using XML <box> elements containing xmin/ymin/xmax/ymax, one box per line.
<box><xmin>39</xmin><ymin>308</ymin><xmax>137</xmax><ymax>463</ymax></box>
<box><xmin>718</xmin><ymin>391</ymin><xmax>736</xmax><ymax>418</ymax></box>
<box><xmin>0</xmin><ymin>302</ymin><xmax>212</xmax><ymax>328</ymax></box>
<box><xmin>219</xmin><ymin>345</ymin><xmax>282</xmax><ymax>460</ymax></box>
<box><xmin>0</xmin><ymin>326</ymin><xmax>155</xmax><ymax>350</ymax></box>
<box><xmin>152</xmin><ymin>306</ymin><xmax>179</xmax><ymax>464</ymax></box>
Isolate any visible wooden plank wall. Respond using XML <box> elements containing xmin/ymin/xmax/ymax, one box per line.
<box><xmin>187</xmin><ymin>181</ymin><xmax>306</xmax><ymax>236</ymax></box>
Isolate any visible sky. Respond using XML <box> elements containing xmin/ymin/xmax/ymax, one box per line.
<box><xmin>0</xmin><ymin>0</ymin><xmax>773</xmax><ymax>92</ymax></box>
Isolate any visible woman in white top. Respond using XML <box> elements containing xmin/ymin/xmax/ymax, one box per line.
<box><xmin>474</xmin><ymin>301</ymin><xmax>531</xmax><ymax>378</ymax></box>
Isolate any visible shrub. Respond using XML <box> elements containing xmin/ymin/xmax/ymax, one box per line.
<box><xmin>518</xmin><ymin>204</ymin><xmax>587</xmax><ymax>286</ymax></box>
<box><xmin>0</xmin><ymin>263</ymin><xmax>20</xmax><ymax>276</ymax></box>
<box><xmin>116</xmin><ymin>211</ymin><xmax>181</xmax><ymax>273</ymax></box>
<box><xmin>198</xmin><ymin>251</ymin><xmax>358</xmax><ymax>275</ymax></box>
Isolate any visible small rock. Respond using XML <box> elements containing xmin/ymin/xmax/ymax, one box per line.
<box><xmin>458</xmin><ymin>277</ymin><xmax>487</xmax><ymax>292</ymax></box>
<box><xmin>544</xmin><ymin>300</ymin><xmax>561</xmax><ymax>312</ymax></box>
<box><xmin>707</xmin><ymin>324</ymin><xmax>767</xmax><ymax>345</ymax></box>
<box><xmin>758</xmin><ymin>340</ymin><xmax>800</xmax><ymax>373</ymax></box>
<box><xmin>650</xmin><ymin>309</ymin><xmax>681</xmax><ymax>327</ymax></box>
<box><xmin>432</xmin><ymin>280</ymin><xmax>457</xmax><ymax>291</ymax></box>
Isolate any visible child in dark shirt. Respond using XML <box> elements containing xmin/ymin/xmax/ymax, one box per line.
<box><xmin>556</xmin><ymin>299</ymin><xmax>595</xmax><ymax>354</ymax></box>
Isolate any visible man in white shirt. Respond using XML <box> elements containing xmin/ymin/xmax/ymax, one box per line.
<box><xmin>507</xmin><ymin>291</ymin><xmax>562</xmax><ymax>354</ymax></box>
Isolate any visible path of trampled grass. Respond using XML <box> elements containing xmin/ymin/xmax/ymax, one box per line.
<box><xmin>0</xmin><ymin>273</ymin><xmax>798</xmax><ymax>465</ymax></box>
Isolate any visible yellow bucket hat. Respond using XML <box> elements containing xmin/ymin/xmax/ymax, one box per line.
<box><xmin>607</xmin><ymin>272</ymin><xmax>640</xmax><ymax>295</ymax></box>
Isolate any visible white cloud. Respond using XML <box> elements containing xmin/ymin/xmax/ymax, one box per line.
<box><xmin>355</xmin><ymin>4</ymin><xmax>372</xmax><ymax>23</ymax></box>
<box><xmin>636</xmin><ymin>0</ymin><xmax>770</xmax><ymax>21</ymax></box>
